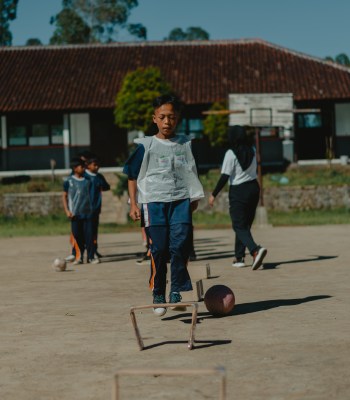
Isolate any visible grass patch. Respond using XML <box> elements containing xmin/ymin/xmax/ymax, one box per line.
<box><xmin>268</xmin><ymin>208</ymin><xmax>350</xmax><ymax>226</ymax></box>
<box><xmin>264</xmin><ymin>165</ymin><xmax>350</xmax><ymax>187</ymax></box>
<box><xmin>1</xmin><ymin>208</ymin><xmax>350</xmax><ymax>238</ymax></box>
<box><xmin>199</xmin><ymin>169</ymin><xmax>226</xmax><ymax>192</ymax></box>
<box><xmin>0</xmin><ymin>214</ymin><xmax>139</xmax><ymax>238</ymax></box>
<box><xmin>193</xmin><ymin>211</ymin><xmax>231</xmax><ymax>228</ymax></box>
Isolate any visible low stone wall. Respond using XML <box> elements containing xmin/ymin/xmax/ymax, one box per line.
<box><xmin>1</xmin><ymin>191</ymin><xmax>129</xmax><ymax>224</ymax></box>
<box><xmin>263</xmin><ymin>185</ymin><xmax>350</xmax><ymax>211</ymax></box>
<box><xmin>2</xmin><ymin>185</ymin><xmax>350</xmax><ymax>222</ymax></box>
<box><xmin>2</xmin><ymin>192</ymin><xmax>62</xmax><ymax>217</ymax></box>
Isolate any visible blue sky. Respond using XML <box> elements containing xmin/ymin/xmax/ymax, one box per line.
<box><xmin>10</xmin><ymin>0</ymin><xmax>350</xmax><ymax>59</ymax></box>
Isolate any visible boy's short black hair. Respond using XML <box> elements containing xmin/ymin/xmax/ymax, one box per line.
<box><xmin>86</xmin><ymin>157</ymin><xmax>100</xmax><ymax>165</ymax></box>
<box><xmin>152</xmin><ymin>95</ymin><xmax>183</xmax><ymax>113</ymax></box>
<box><xmin>77</xmin><ymin>150</ymin><xmax>96</xmax><ymax>161</ymax></box>
<box><xmin>70</xmin><ymin>157</ymin><xmax>85</xmax><ymax>170</ymax></box>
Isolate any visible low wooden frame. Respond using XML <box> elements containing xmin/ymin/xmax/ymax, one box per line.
<box><xmin>112</xmin><ymin>367</ymin><xmax>226</xmax><ymax>400</ymax></box>
<box><xmin>130</xmin><ymin>302</ymin><xmax>198</xmax><ymax>350</ymax></box>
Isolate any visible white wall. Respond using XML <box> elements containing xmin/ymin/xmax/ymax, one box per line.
<box><xmin>70</xmin><ymin>113</ymin><xmax>90</xmax><ymax>145</ymax></box>
<box><xmin>335</xmin><ymin>103</ymin><xmax>350</xmax><ymax>136</ymax></box>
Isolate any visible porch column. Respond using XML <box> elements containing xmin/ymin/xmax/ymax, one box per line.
<box><xmin>63</xmin><ymin>114</ymin><xmax>70</xmax><ymax>169</ymax></box>
<box><xmin>1</xmin><ymin>116</ymin><xmax>7</xmax><ymax>170</ymax></box>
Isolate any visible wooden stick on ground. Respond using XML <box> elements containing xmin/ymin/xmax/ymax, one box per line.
<box><xmin>129</xmin><ymin>302</ymin><xmax>199</xmax><ymax>351</ymax></box>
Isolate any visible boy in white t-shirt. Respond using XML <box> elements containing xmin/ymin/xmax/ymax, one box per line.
<box><xmin>123</xmin><ymin>95</ymin><xmax>204</xmax><ymax>316</ymax></box>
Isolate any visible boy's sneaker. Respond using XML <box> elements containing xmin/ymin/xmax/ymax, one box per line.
<box><xmin>88</xmin><ymin>258</ymin><xmax>101</xmax><ymax>264</ymax></box>
<box><xmin>136</xmin><ymin>252</ymin><xmax>151</xmax><ymax>265</ymax></box>
<box><xmin>72</xmin><ymin>259</ymin><xmax>83</xmax><ymax>265</ymax></box>
<box><xmin>65</xmin><ymin>255</ymin><xmax>76</xmax><ymax>263</ymax></box>
<box><xmin>153</xmin><ymin>294</ymin><xmax>167</xmax><ymax>317</ymax></box>
<box><xmin>252</xmin><ymin>247</ymin><xmax>267</xmax><ymax>270</ymax></box>
<box><xmin>232</xmin><ymin>258</ymin><xmax>246</xmax><ymax>268</ymax></box>
<box><xmin>95</xmin><ymin>251</ymin><xmax>103</xmax><ymax>258</ymax></box>
<box><xmin>169</xmin><ymin>292</ymin><xmax>187</xmax><ymax>311</ymax></box>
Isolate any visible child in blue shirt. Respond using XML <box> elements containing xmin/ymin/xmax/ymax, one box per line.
<box><xmin>85</xmin><ymin>157</ymin><xmax>110</xmax><ymax>261</ymax></box>
<box><xmin>62</xmin><ymin>157</ymin><xmax>98</xmax><ymax>265</ymax></box>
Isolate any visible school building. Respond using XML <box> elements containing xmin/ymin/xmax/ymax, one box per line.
<box><xmin>1</xmin><ymin>39</ymin><xmax>350</xmax><ymax>172</ymax></box>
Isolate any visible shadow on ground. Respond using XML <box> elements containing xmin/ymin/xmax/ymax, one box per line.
<box><xmin>162</xmin><ymin>295</ymin><xmax>332</xmax><ymax>324</ymax></box>
<box><xmin>262</xmin><ymin>255</ymin><xmax>338</xmax><ymax>269</ymax></box>
<box><xmin>143</xmin><ymin>339</ymin><xmax>232</xmax><ymax>351</ymax></box>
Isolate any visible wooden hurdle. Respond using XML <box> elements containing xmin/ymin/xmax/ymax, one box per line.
<box><xmin>112</xmin><ymin>366</ymin><xmax>226</xmax><ymax>400</ymax></box>
<box><xmin>130</xmin><ymin>302</ymin><xmax>198</xmax><ymax>350</ymax></box>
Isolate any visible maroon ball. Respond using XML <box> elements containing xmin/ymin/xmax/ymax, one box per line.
<box><xmin>204</xmin><ymin>285</ymin><xmax>235</xmax><ymax>316</ymax></box>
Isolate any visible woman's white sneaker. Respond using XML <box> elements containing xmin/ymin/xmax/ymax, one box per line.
<box><xmin>232</xmin><ymin>258</ymin><xmax>246</xmax><ymax>268</ymax></box>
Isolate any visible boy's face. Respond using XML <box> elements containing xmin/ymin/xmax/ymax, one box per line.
<box><xmin>87</xmin><ymin>161</ymin><xmax>99</xmax><ymax>174</ymax></box>
<box><xmin>153</xmin><ymin>103</ymin><xmax>179</xmax><ymax>139</ymax></box>
<box><xmin>73</xmin><ymin>164</ymin><xmax>85</xmax><ymax>177</ymax></box>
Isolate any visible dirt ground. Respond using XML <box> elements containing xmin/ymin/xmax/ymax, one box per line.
<box><xmin>1</xmin><ymin>224</ymin><xmax>350</xmax><ymax>400</ymax></box>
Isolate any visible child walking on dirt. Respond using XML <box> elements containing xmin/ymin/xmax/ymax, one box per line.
<box><xmin>85</xmin><ymin>156</ymin><xmax>110</xmax><ymax>261</ymax></box>
<box><xmin>209</xmin><ymin>125</ymin><xmax>267</xmax><ymax>270</ymax></box>
<box><xmin>62</xmin><ymin>157</ymin><xmax>98</xmax><ymax>265</ymax></box>
<box><xmin>123</xmin><ymin>95</ymin><xmax>204</xmax><ymax>316</ymax></box>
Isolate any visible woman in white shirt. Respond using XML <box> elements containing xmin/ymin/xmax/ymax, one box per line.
<box><xmin>209</xmin><ymin>125</ymin><xmax>267</xmax><ymax>269</ymax></box>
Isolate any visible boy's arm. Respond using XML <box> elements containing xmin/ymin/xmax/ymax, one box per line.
<box><xmin>62</xmin><ymin>192</ymin><xmax>73</xmax><ymax>219</ymax></box>
<box><xmin>99</xmin><ymin>174</ymin><xmax>110</xmax><ymax>191</ymax></box>
<box><xmin>127</xmin><ymin>179</ymin><xmax>141</xmax><ymax>221</ymax></box>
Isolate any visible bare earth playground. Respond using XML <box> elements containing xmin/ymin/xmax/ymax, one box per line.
<box><xmin>1</xmin><ymin>224</ymin><xmax>349</xmax><ymax>399</ymax></box>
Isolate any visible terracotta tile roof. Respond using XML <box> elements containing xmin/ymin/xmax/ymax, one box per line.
<box><xmin>1</xmin><ymin>39</ymin><xmax>350</xmax><ymax>112</ymax></box>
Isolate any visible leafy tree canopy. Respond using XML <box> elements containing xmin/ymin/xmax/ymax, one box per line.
<box><xmin>324</xmin><ymin>53</ymin><xmax>350</xmax><ymax>67</ymax></box>
<box><xmin>25</xmin><ymin>38</ymin><xmax>43</xmax><ymax>46</ymax></box>
<box><xmin>50</xmin><ymin>8</ymin><xmax>91</xmax><ymax>44</ymax></box>
<box><xmin>115</xmin><ymin>67</ymin><xmax>173</xmax><ymax>133</ymax></box>
<box><xmin>203</xmin><ymin>102</ymin><xmax>229</xmax><ymax>147</ymax></box>
<box><xmin>335</xmin><ymin>53</ymin><xmax>350</xmax><ymax>66</ymax></box>
<box><xmin>0</xmin><ymin>0</ymin><xmax>19</xmax><ymax>46</ymax></box>
<box><xmin>165</xmin><ymin>26</ymin><xmax>210</xmax><ymax>41</ymax></box>
<box><xmin>50</xmin><ymin>0</ymin><xmax>146</xmax><ymax>44</ymax></box>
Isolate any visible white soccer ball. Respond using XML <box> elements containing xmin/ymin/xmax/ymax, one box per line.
<box><xmin>52</xmin><ymin>257</ymin><xmax>67</xmax><ymax>272</ymax></box>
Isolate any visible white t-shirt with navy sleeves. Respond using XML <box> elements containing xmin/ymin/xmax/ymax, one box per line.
<box><xmin>221</xmin><ymin>149</ymin><xmax>257</xmax><ymax>186</ymax></box>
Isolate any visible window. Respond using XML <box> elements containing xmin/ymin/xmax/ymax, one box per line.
<box><xmin>51</xmin><ymin>124</ymin><xmax>64</xmax><ymax>144</ymax></box>
<box><xmin>7</xmin><ymin>114</ymin><xmax>64</xmax><ymax>147</ymax></box>
<box><xmin>176</xmin><ymin>119</ymin><xmax>187</xmax><ymax>135</ymax></box>
<box><xmin>30</xmin><ymin>124</ymin><xmax>49</xmax><ymax>146</ymax></box>
<box><xmin>297</xmin><ymin>113</ymin><xmax>322</xmax><ymax>128</ymax></box>
<box><xmin>8</xmin><ymin>125</ymin><xmax>27</xmax><ymax>146</ymax></box>
<box><xmin>188</xmin><ymin>119</ymin><xmax>203</xmax><ymax>134</ymax></box>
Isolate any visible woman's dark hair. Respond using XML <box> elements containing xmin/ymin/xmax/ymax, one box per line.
<box><xmin>228</xmin><ymin>125</ymin><xmax>249</xmax><ymax>148</ymax></box>
<box><xmin>227</xmin><ymin>125</ymin><xmax>254</xmax><ymax>171</ymax></box>
<box><xmin>152</xmin><ymin>95</ymin><xmax>183</xmax><ymax>113</ymax></box>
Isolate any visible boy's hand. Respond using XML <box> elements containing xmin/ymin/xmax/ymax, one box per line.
<box><xmin>129</xmin><ymin>204</ymin><xmax>141</xmax><ymax>221</ymax></box>
<box><xmin>190</xmin><ymin>200</ymin><xmax>199</xmax><ymax>212</ymax></box>
<box><xmin>65</xmin><ymin>210</ymin><xmax>74</xmax><ymax>219</ymax></box>
<box><xmin>208</xmin><ymin>194</ymin><xmax>215</xmax><ymax>208</ymax></box>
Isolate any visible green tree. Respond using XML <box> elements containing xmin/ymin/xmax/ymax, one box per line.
<box><xmin>0</xmin><ymin>0</ymin><xmax>19</xmax><ymax>46</ymax></box>
<box><xmin>114</xmin><ymin>67</ymin><xmax>173</xmax><ymax>133</ymax></box>
<box><xmin>50</xmin><ymin>0</ymin><xmax>146</xmax><ymax>44</ymax></box>
<box><xmin>165</xmin><ymin>26</ymin><xmax>210</xmax><ymax>41</ymax></box>
<box><xmin>25</xmin><ymin>38</ymin><xmax>43</xmax><ymax>46</ymax></box>
<box><xmin>127</xmin><ymin>23</ymin><xmax>146</xmax><ymax>40</ymax></box>
<box><xmin>324</xmin><ymin>53</ymin><xmax>350</xmax><ymax>67</ymax></box>
<box><xmin>335</xmin><ymin>53</ymin><xmax>350</xmax><ymax>66</ymax></box>
<box><xmin>50</xmin><ymin>8</ymin><xmax>91</xmax><ymax>44</ymax></box>
<box><xmin>203</xmin><ymin>102</ymin><xmax>229</xmax><ymax>147</ymax></box>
